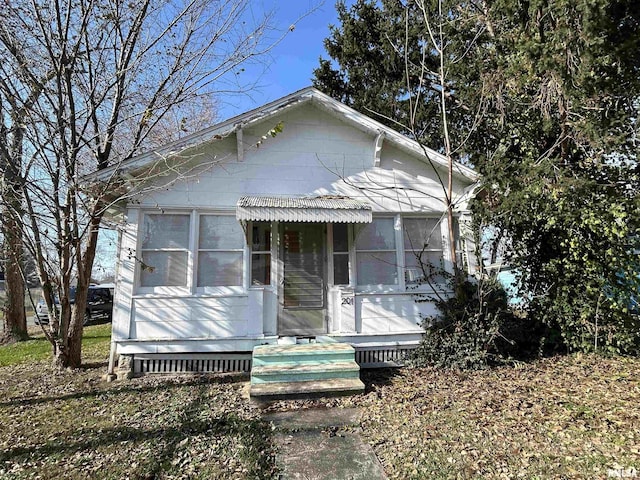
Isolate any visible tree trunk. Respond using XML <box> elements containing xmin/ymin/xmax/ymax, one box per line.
<box><xmin>66</xmin><ymin>311</ymin><xmax>84</xmax><ymax>368</ymax></box>
<box><xmin>0</xmin><ymin>127</ymin><xmax>27</xmax><ymax>343</ymax></box>
<box><xmin>53</xmin><ymin>215</ymin><xmax>101</xmax><ymax>368</ymax></box>
<box><xmin>52</xmin><ymin>338</ymin><xmax>67</xmax><ymax>369</ymax></box>
<box><xmin>52</xmin><ymin>304</ymin><xmax>85</xmax><ymax>369</ymax></box>
<box><xmin>1</xmin><ymin>222</ymin><xmax>27</xmax><ymax>342</ymax></box>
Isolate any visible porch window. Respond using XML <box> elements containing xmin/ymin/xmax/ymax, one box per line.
<box><xmin>356</xmin><ymin>218</ymin><xmax>398</xmax><ymax>285</ymax></box>
<box><xmin>403</xmin><ymin>217</ymin><xmax>444</xmax><ymax>285</ymax></box>
<box><xmin>251</xmin><ymin>222</ymin><xmax>271</xmax><ymax>285</ymax></box>
<box><xmin>140</xmin><ymin>214</ymin><xmax>190</xmax><ymax>287</ymax></box>
<box><xmin>197</xmin><ymin>215</ymin><xmax>244</xmax><ymax>287</ymax></box>
<box><xmin>332</xmin><ymin>223</ymin><xmax>349</xmax><ymax>285</ymax></box>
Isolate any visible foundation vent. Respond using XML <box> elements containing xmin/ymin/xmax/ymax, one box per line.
<box><xmin>132</xmin><ymin>354</ymin><xmax>252</xmax><ymax>375</ymax></box>
<box><xmin>128</xmin><ymin>347</ymin><xmax>417</xmax><ymax>375</ymax></box>
<box><xmin>355</xmin><ymin>347</ymin><xmax>415</xmax><ymax>368</ymax></box>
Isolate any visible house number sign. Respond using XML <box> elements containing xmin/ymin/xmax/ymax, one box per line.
<box><xmin>341</xmin><ymin>296</ymin><xmax>354</xmax><ymax>306</ymax></box>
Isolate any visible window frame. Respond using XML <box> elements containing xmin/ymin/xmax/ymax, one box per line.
<box><xmin>195</xmin><ymin>213</ymin><xmax>246</xmax><ymax>294</ymax></box>
<box><xmin>402</xmin><ymin>215</ymin><xmax>446</xmax><ymax>290</ymax></box>
<box><xmin>354</xmin><ymin>216</ymin><xmax>399</xmax><ymax>289</ymax></box>
<box><xmin>329</xmin><ymin>222</ymin><xmax>351</xmax><ymax>286</ymax></box>
<box><xmin>249</xmin><ymin>221</ymin><xmax>273</xmax><ymax>287</ymax></box>
<box><xmin>351</xmin><ymin>214</ymin><xmax>450</xmax><ymax>292</ymax></box>
<box><xmin>137</xmin><ymin>210</ymin><xmax>193</xmax><ymax>295</ymax></box>
<box><xmin>136</xmin><ymin>209</ymin><xmax>248</xmax><ymax>295</ymax></box>
<box><xmin>134</xmin><ymin>209</ymin><xmax>452</xmax><ymax>296</ymax></box>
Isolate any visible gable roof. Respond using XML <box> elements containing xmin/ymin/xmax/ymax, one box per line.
<box><xmin>93</xmin><ymin>87</ymin><xmax>478</xmax><ymax>183</ymax></box>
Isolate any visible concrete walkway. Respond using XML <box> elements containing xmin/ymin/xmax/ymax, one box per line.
<box><xmin>263</xmin><ymin>407</ymin><xmax>387</xmax><ymax>480</ymax></box>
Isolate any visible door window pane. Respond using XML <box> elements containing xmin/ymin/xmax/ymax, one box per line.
<box><xmin>283</xmin><ymin>224</ymin><xmax>324</xmax><ymax>307</ymax></box>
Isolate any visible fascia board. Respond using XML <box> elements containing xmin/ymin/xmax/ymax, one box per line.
<box><xmin>89</xmin><ymin>86</ymin><xmax>478</xmax><ymax>184</ymax></box>
<box><xmin>89</xmin><ymin>87</ymin><xmax>318</xmax><ymax>183</ymax></box>
<box><xmin>309</xmin><ymin>90</ymin><xmax>479</xmax><ymax>183</ymax></box>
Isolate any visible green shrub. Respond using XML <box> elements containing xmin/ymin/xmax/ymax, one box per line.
<box><xmin>410</xmin><ymin>276</ymin><xmax>514</xmax><ymax>370</ymax></box>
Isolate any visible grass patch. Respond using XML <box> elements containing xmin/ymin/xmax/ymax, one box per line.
<box><xmin>0</xmin><ymin>334</ymin><xmax>52</xmax><ymax>367</ymax></box>
<box><xmin>0</xmin><ymin>323</ymin><xmax>112</xmax><ymax>367</ymax></box>
<box><xmin>78</xmin><ymin>322</ymin><xmax>112</xmax><ymax>359</ymax></box>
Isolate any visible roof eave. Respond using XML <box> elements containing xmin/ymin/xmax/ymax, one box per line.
<box><xmin>90</xmin><ymin>87</ymin><xmax>319</xmax><ymax>183</ymax></box>
<box><xmin>89</xmin><ymin>86</ymin><xmax>478</xmax><ymax>184</ymax></box>
<box><xmin>308</xmin><ymin>91</ymin><xmax>479</xmax><ymax>183</ymax></box>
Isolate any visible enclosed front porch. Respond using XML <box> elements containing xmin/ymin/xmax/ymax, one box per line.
<box><xmin>111</xmin><ymin>195</ymin><xmax>464</xmax><ymax>375</ymax></box>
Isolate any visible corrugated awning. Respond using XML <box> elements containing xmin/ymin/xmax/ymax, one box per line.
<box><xmin>236</xmin><ymin>195</ymin><xmax>372</xmax><ymax>223</ymax></box>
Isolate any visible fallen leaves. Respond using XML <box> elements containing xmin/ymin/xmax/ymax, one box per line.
<box><xmin>0</xmin><ymin>363</ymin><xmax>279</xmax><ymax>479</ymax></box>
<box><xmin>353</xmin><ymin>355</ymin><xmax>640</xmax><ymax>479</ymax></box>
<box><xmin>1</xmin><ymin>338</ymin><xmax>639</xmax><ymax>480</ymax></box>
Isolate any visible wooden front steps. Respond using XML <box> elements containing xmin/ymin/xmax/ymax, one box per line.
<box><xmin>249</xmin><ymin>342</ymin><xmax>365</xmax><ymax>400</ymax></box>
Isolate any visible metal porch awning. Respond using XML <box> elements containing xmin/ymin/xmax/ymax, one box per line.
<box><xmin>236</xmin><ymin>195</ymin><xmax>372</xmax><ymax>223</ymax></box>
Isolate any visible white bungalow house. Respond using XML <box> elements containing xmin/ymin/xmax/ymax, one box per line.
<box><xmin>100</xmin><ymin>87</ymin><xmax>479</xmax><ymax>377</ymax></box>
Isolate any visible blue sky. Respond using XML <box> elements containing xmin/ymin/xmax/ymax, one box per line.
<box><xmin>216</xmin><ymin>0</ymin><xmax>345</xmax><ymax>121</ymax></box>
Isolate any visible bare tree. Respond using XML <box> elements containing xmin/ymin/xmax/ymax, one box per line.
<box><xmin>348</xmin><ymin>0</ymin><xmax>485</xmax><ymax>277</ymax></box>
<box><xmin>405</xmin><ymin>0</ymin><xmax>493</xmax><ymax>276</ymax></box>
<box><xmin>0</xmin><ymin>0</ymin><xmax>304</xmax><ymax>367</ymax></box>
<box><xmin>0</xmin><ymin>17</ymin><xmax>55</xmax><ymax>341</ymax></box>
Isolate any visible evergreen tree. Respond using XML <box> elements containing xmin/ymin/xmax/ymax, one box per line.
<box><xmin>471</xmin><ymin>0</ymin><xmax>640</xmax><ymax>353</ymax></box>
<box><xmin>315</xmin><ymin>0</ymin><xmax>640</xmax><ymax>353</ymax></box>
<box><xmin>314</xmin><ymin>1</ymin><xmax>443</xmax><ymax>144</ymax></box>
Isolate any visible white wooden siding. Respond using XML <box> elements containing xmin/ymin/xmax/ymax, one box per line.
<box><xmin>111</xmin><ymin>209</ymin><xmax>139</xmax><ymax>341</ymax></box>
<box><xmin>134</xmin><ymin>103</ymin><xmax>467</xmax><ymax>214</ymax></box>
<box><xmin>131</xmin><ymin>296</ymin><xmax>249</xmax><ymax>340</ymax></box>
<box><xmin>356</xmin><ymin>294</ymin><xmax>437</xmax><ymax>334</ymax></box>
<box><xmin>115</xmin><ymin>100</ymin><xmax>475</xmax><ymax>351</ymax></box>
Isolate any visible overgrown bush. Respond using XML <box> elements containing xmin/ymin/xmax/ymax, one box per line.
<box><xmin>476</xmin><ymin>161</ymin><xmax>640</xmax><ymax>356</ymax></box>
<box><xmin>410</xmin><ymin>276</ymin><xmax>514</xmax><ymax>370</ymax></box>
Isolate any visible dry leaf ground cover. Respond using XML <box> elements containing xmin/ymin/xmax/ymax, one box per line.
<box><xmin>354</xmin><ymin>357</ymin><xmax>640</xmax><ymax>479</ymax></box>
<box><xmin>0</xmin><ymin>325</ymin><xmax>278</xmax><ymax>480</ymax></box>
<box><xmin>1</xmin><ymin>324</ymin><xmax>639</xmax><ymax>479</ymax></box>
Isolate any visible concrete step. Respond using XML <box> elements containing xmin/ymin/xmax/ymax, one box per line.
<box><xmin>250</xmin><ymin>377</ymin><xmax>365</xmax><ymax>400</ymax></box>
<box><xmin>253</xmin><ymin>342</ymin><xmax>355</xmax><ymax>356</ymax></box>
<box><xmin>250</xmin><ymin>342</ymin><xmax>363</xmax><ymax>400</ymax></box>
<box><xmin>251</xmin><ymin>361</ymin><xmax>360</xmax><ymax>384</ymax></box>
<box><xmin>252</xmin><ymin>343</ymin><xmax>356</xmax><ymax>366</ymax></box>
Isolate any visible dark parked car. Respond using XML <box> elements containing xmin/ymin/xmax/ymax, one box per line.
<box><xmin>35</xmin><ymin>285</ymin><xmax>113</xmax><ymax>325</ymax></box>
